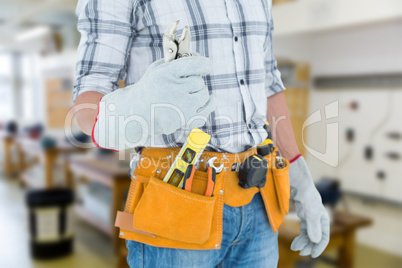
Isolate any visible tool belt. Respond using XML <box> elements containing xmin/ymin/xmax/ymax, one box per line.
<box><xmin>115</xmin><ymin>146</ymin><xmax>290</xmax><ymax>250</ymax></box>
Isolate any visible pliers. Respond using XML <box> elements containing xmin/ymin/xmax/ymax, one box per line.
<box><xmin>163</xmin><ymin>20</ymin><xmax>191</xmax><ymax>63</ymax></box>
<box><xmin>182</xmin><ymin>157</ymin><xmax>223</xmax><ymax>197</ymax></box>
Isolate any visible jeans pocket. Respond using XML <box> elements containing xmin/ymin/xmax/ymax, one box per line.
<box><xmin>126</xmin><ymin>240</ymin><xmax>133</xmax><ymax>266</ymax></box>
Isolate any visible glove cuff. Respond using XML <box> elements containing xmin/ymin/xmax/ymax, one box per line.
<box><xmin>91</xmin><ymin>99</ymin><xmax>119</xmax><ymax>152</ymax></box>
<box><xmin>289</xmin><ymin>156</ymin><xmax>320</xmax><ymax>202</ymax></box>
<box><xmin>290</xmin><ymin>154</ymin><xmax>302</xmax><ymax>163</ymax></box>
<box><xmin>289</xmin><ymin>156</ymin><xmax>313</xmax><ymax>186</ymax></box>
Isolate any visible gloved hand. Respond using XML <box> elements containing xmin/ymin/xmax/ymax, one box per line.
<box><xmin>289</xmin><ymin>156</ymin><xmax>330</xmax><ymax>258</ymax></box>
<box><xmin>92</xmin><ymin>54</ymin><xmax>215</xmax><ymax>151</ymax></box>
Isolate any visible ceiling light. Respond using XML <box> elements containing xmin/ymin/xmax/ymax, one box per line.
<box><xmin>15</xmin><ymin>25</ymin><xmax>51</xmax><ymax>42</ymax></box>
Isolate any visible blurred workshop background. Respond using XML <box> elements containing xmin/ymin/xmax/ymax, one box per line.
<box><xmin>0</xmin><ymin>0</ymin><xmax>402</xmax><ymax>267</ymax></box>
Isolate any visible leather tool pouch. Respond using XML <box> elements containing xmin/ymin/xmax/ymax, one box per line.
<box><xmin>115</xmin><ymin>149</ymin><xmax>225</xmax><ymax>250</ymax></box>
<box><xmin>271</xmin><ymin>156</ymin><xmax>290</xmax><ymax>215</ymax></box>
<box><xmin>133</xmin><ymin>175</ymin><xmax>217</xmax><ymax>244</ymax></box>
<box><xmin>259</xmin><ymin>150</ymin><xmax>290</xmax><ymax>232</ymax></box>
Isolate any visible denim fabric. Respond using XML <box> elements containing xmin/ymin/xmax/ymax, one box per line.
<box><xmin>126</xmin><ymin>193</ymin><xmax>278</xmax><ymax>268</ymax></box>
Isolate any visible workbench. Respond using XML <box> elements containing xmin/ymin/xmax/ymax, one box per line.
<box><xmin>15</xmin><ymin>136</ymin><xmax>86</xmax><ymax>188</ymax></box>
<box><xmin>278</xmin><ymin>211</ymin><xmax>372</xmax><ymax>268</ymax></box>
<box><xmin>67</xmin><ymin>152</ymin><xmax>131</xmax><ymax>249</ymax></box>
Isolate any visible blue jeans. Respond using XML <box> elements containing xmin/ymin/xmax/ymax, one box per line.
<box><xmin>126</xmin><ymin>193</ymin><xmax>278</xmax><ymax>268</ymax></box>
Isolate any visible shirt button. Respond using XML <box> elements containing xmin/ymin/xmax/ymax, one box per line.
<box><xmin>234</xmin><ymin>36</ymin><xmax>238</xmax><ymax>42</ymax></box>
<box><xmin>240</xmin><ymin>79</ymin><xmax>245</xmax><ymax>85</ymax></box>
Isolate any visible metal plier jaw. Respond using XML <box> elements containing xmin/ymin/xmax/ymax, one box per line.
<box><xmin>206</xmin><ymin>156</ymin><xmax>224</xmax><ymax>174</ymax></box>
<box><xmin>163</xmin><ymin>20</ymin><xmax>191</xmax><ymax>63</ymax></box>
<box><xmin>275</xmin><ymin>150</ymin><xmax>285</xmax><ymax>169</ymax></box>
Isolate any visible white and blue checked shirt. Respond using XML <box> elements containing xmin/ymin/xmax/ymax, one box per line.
<box><xmin>74</xmin><ymin>0</ymin><xmax>285</xmax><ymax>153</ymax></box>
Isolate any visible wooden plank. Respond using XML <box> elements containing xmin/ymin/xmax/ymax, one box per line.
<box><xmin>45</xmin><ymin>79</ymin><xmax>62</xmax><ymax>90</ymax></box>
<box><xmin>295</xmin><ymin>63</ymin><xmax>310</xmax><ymax>83</ymax></box>
<box><xmin>47</xmin><ymin>90</ymin><xmax>72</xmax><ymax>105</ymax></box>
<box><xmin>47</xmin><ymin>106</ymin><xmax>72</xmax><ymax>128</ymax></box>
<box><xmin>45</xmin><ymin>76</ymin><xmax>73</xmax><ymax>128</ymax></box>
<box><xmin>273</xmin><ymin>0</ymin><xmax>293</xmax><ymax>5</ymax></box>
<box><xmin>3</xmin><ymin>136</ymin><xmax>15</xmax><ymax>177</ymax></box>
<box><xmin>284</xmin><ymin>86</ymin><xmax>309</xmax><ymax>156</ymax></box>
<box><xmin>337</xmin><ymin>231</ymin><xmax>355</xmax><ymax>268</ymax></box>
<box><xmin>333</xmin><ymin>210</ymin><xmax>373</xmax><ymax>229</ymax></box>
<box><xmin>43</xmin><ymin>150</ymin><xmax>58</xmax><ymax>188</ymax></box>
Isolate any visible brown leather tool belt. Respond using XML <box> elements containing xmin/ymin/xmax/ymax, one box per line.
<box><xmin>115</xmin><ymin>146</ymin><xmax>290</xmax><ymax>250</ymax></box>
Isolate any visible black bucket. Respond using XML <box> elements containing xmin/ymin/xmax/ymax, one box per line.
<box><xmin>26</xmin><ymin>189</ymin><xmax>74</xmax><ymax>259</ymax></box>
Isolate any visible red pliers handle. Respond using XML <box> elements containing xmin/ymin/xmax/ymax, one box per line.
<box><xmin>204</xmin><ymin>166</ymin><xmax>216</xmax><ymax>197</ymax></box>
<box><xmin>183</xmin><ymin>164</ymin><xmax>196</xmax><ymax>192</ymax></box>
<box><xmin>183</xmin><ymin>165</ymin><xmax>216</xmax><ymax>197</ymax></box>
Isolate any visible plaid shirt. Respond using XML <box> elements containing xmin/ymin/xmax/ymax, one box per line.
<box><xmin>74</xmin><ymin>0</ymin><xmax>285</xmax><ymax>153</ymax></box>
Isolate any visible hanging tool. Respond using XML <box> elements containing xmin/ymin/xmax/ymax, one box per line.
<box><xmin>163</xmin><ymin>128</ymin><xmax>211</xmax><ymax>188</ymax></box>
<box><xmin>183</xmin><ymin>157</ymin><xmax>221</xmax><ymax>197</ymax></box>
<box><xmin>206</xmin><ymin>156</ymin><xmax>224</xmax><ymax>173</ymax></box>
<box><xmin>275</xmin><ymin>150</ymin><xmax>285</xmax><ymax>169</ymax></box>
<box><xmin>204</xmin><ymin>157</ymin><xmax>223</xmax><ymax>197</ymax></box>
<box><xmin>204</xmin><ymin>166</ymin><xmax>216</xmax><ymax>197</ymax></box>
<box><xmin>183</xmin><ymin>164</ymin><xmax>196</xmax><ymax>192</ymax></box>
<box><xmin>163</xmin><ymin>20</ymin><xmax>191</xmax><ymax>63</ymax></box>
<box><xmin>257</xmin><ymin>122</ymin><xmax>275</xmax><ymax>156</ymax></box>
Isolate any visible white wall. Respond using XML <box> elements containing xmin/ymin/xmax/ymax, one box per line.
<box><xmin>273</xmin><ymin>20</ymin><xmax>402</xmax><ymax>255</ymax></box>
<box><xmin>274</xmin><ymin>21</ymin><xmax>402</xmax><ymax>76</ymax></box>
<box><xmin>274</xmin><ymin>20</ymin><xmax>402</xmax><ymax>199</ymax></box>
<box><xmin>306</xmin><ymin>88</ymin><xmax>402</xmax><ymax>202</ymax></box>
<box><xmin>309</xmin><ymin>21</ymin><xmax>402</xmax><ymax>76</ymax></box>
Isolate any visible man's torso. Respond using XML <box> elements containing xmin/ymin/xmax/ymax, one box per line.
<box><xmin>128</xmin><ymin>0</ymin><xmax>274</xmax><ymax>152</ymax></box>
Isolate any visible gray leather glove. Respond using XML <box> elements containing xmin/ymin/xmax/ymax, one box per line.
<box><xmin>289</xmin><ymin>156</ymin><xmax>330</xmax><ymax>258</ymax></box>
<box><xmin>92</xmin><ymin>54</ymin><xmax>215</xmax><ymax>151</ymax></box>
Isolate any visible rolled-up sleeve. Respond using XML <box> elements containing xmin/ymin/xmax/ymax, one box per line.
<box><xmin>73</xmin><ymin>0</ymin><xmax>135</xmax><ymax>102</ymax></box>
<box><xmin>265</xmin><ymin>15</ymin><xmax>285</xmax><ymax>98</ymax></box>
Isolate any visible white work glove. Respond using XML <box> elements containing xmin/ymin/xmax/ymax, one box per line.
<box><xmin>289</xmin><ymin>156</ymin><xmax>330</xmax><ymax>258</ymax></box>
<box><xmin>92</xmin><ymin>54</ymin><xmax>215</xmax><ymax>151</ymax></box>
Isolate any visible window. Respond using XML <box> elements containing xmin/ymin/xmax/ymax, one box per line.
<box><xmin>0</xmin><ymin>53</ymin><xmax>13</xmax><ymax>119</ymax></box>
